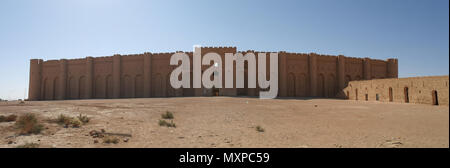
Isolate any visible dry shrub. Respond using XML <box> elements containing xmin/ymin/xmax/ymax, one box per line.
<box><xmin>77</xmin><ymin>114</ymin><xmax>90</xmax><ymax>124</ymax></box>
<box><xmin>159</xmin><ymin>119</ymin><xmax>176</xmax><ymax>128</ymax></box>
<box><xmin>16</xmin><ymin>143</ymin><xmax>39</xmax><ymax>148</ymax></box>
<box><xmin>256</xmin><ymin>125</ymin><xmax>265</xmax><ymax>132</ymax></box>
<box><xmin>70</xmin><ymin>118</ymin><xmax>82</xmax><ymax>128</ymax></box>
<box><xmin>15</xmin><ymin>113</ymin><xmax>43</xmax><ymax>135</ymax></box>
<box><xmin>0</xmin><ymin>114</ymin><xmax>17</xmax><ymax>122</ymax></box>
<box><xmin>103</xmin><ymin>136</ymin><xmax>119</xmax><ymax>144</ymax></box>
<box><xmin>161</xmin><ymin>111</ymin><xmax>174</xmax><ymax>119</ymax></box>
<box><xmin>89</xmin><ymin>130</ymin><xmax>104</xmax><ymax>138</ymax></box>
<box><xmin>54</xmin><ymin>114</ymin><xmax>88</xmax><ymax>128</ymax></box>
<box><xmin>56</xmin><ymin>114</ymin><xmax>72</xmax><ymax>125</ymax></box>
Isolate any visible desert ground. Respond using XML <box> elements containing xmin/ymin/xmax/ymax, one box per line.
<box><xmin>0</xmin><ymin>97</ymin><xmax>448</xmax><ymax>148</ymax></box>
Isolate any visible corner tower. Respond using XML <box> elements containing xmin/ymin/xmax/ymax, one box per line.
<box><xmin>28</xmin><ymin>59</ymin><xmax>43</xmax><ymax>100</ymax></box>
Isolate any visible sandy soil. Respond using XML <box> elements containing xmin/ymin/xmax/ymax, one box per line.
<box><xmin>0</xmin><ymin>97</ymin><xmax>448</xmax><ymax>148</ymax></box>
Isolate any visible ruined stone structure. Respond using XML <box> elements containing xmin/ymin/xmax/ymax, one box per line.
<box><xmin>28</xmin><ymin>47</ymin><xmax>398</xmax><ymax>101</ymax></box>
<box><xmin>344</xmin><ymin>76</ymin><xmax>449</xmax><ymax>106</ymax></box>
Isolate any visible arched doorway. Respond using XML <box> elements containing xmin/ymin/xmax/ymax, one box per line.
<box><xmin>317</xmin><ymin>74</ymin><xmax>325</xmax><ymax>97</ymax></box>
<box><xmin>121</xmin><ymin>75</ymin><xmax>132</xmax><ymax>98</ymax></box>
<box><xmin>296</xmin><ymin>73</ymin><xmax>307</xmax><ymax>97</ymax></box>
<box><xmin>389</xmin><ymin>87</ymin><xmax>393</xmax><ymax>102</ymax></box>
<box><xmin>287</xmin><ymin>73</ymin><xmax>296</xmax><ymax>97</ymax></box>
<box><xmin>68</xmin><ymin>77</ymin><xmax>78</xmax><ymax>99</ymax></box>
<box><xmin>43</xmin><ymin>78</ymin><xmax>53</xmax><ymax>100</ymax></box>
<box><xmin>53</xmin><ymin>78</ymin><xmax>59</xmax><ymax>100</ymax></box>
<box><xmin>404</xmin><ymin>87</ymin><xmax>409</xmax><ymax>103</ymax></box>
<box><xmin>95</xmin><ymin>76</ymin><xmax>104</xmax><ymax>99</ymax></box>
<box><xmin>432</xmin><ymin>90</ymin><xmax>439</xmax><ymax>105</ymax></box>
<box><xmin>106</xmin><ymin>75</ymin><xmax>113</xmax><ymax>99</ymax></box>
<box><xmin>135</xmin><ymin>75</ymin><xmax>144</xmax><ymax>98</ymax></box>
<box><xmin>327</xmin><ymin>74</ymin><xmax>336</xmax><ymax>98</ymax></box>
<box><xmin>153</xmin><ymin>74</ymin><xmax>163</xmax><ymax>97</ymax></box>
<box><xmin>79</xmin><ymin>76</ymin><xmax>86</xmax><ymax>99</ymax></box>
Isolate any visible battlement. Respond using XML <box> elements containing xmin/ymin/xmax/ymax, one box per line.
<box><xmin>201</xmin><ymin>46</ymin><xmax>237</xmax><ymax>49</ymax></box>
<box><xmin>43</xmin><ymin>60</ymin><xmax>60</xmax><ymax>65</ymax></box>
<box><xmin>35</xmin><ymin>47</ymin><xmax>394</xmax><ymax>64</ymax></box>
<box><xmin>152</xmin><ymin>52</ymin><xmax>176</xmax><ymax>56</ymax></box>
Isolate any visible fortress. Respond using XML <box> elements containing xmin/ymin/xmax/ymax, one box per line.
<box><xmin>28</xmin><ymin>47</ymin><xmax>400</xmax><ymax>101</ymax></box>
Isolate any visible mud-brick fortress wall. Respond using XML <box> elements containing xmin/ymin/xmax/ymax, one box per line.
<box><xmin>344</xmin><ymin>76</ymin><xmax>449</xmax><ymax>105</ymax></box>
<box><xmin>28</xmin><ymin>47</ymin><xmax>398</xmax><ymax>101</ymax></box>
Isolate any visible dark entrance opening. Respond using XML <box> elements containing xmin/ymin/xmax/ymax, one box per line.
<box><xmin>365</xmin><ymin>94</ymin><xmax>368</xmax><ymax>101</ymax></box>
<box><xmin>389</xmin><ymin>87</ymin><xmax>393</xmax><ymax>102</ymax></box>
<box><xmin>213</xmin><ymin>87</ymin><xmax>220</xmax><ymax>96</ymax></box>
<box><xmin>404</xmin><ymin>87</ymin><xmax>409</xmax><ymax>103</ymax></box>
<box><xmin>355</xmin><ymin>89</ymin><xmax>358</xmax><ymax>100</ymax></box>
<box><xmin>432</xmin><ymin>90</ymin><xmax>439</xmax><ymax>105</ymax></box>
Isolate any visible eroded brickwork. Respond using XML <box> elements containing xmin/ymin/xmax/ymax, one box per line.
<box><xmin>28</xmin><ymin>47</ymin><xmax>398</xmax><ymax>100</ymax></box>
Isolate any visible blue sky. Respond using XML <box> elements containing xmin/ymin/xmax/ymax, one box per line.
<box><xmin>0</xmin><ymin>0</ymin><xmax>448</xmax><ymax>100</ymax></box>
